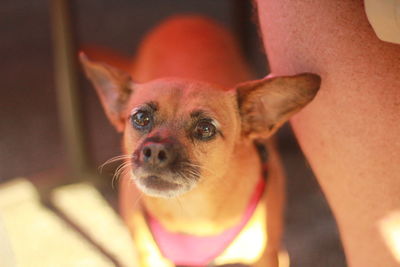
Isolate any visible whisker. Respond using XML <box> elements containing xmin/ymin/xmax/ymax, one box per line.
<box><xmin>181</xmin><ymin>162</ymin><xmax>215</xmax><ymax>176</ymax></box>
<box><xmin>112</xmin><ymin>162</ymin><xmax>132</xmax><ymax>189</ymax></box>
<box><xmin>179</xmin><ymin>169</ymin><xmax>200</xmax><ymax>182</ymax></box>
<box><xmin>99</xmin><ymin>154</ymin><xmax>133</xmax><ymax>173</ymax></box>
<box><xmin>175</xmin><ymin>196</ymin><xmax>185</xmax><ymax>215</ymax></box>
<box><xmin>114</xmin><ymin>165</ymin><xmax>132</xmax><ymax>189</ymax></box>
<box><xmin>177</xmin><ymin>161</ymin><xmax>232</xmax><ymax>193</ymax></box>
<box><xmin>133</xmin><ymin>191</ymin><xmax>144</xmax><ymax>209</ymax></box>
<box><xmin>128</xmin><ymin>176</ymin><xmax>136</xmax><ymax>186</ymax></box>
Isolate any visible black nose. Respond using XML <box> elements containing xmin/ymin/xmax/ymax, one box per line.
<box><xmin>140</xmin><ymin>143</ymin><xmax>174</xmax><ymax>168</ymax></box>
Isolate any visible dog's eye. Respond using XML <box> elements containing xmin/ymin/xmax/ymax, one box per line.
<box><xmin>193</xmin><ymin>120</ymin><xmax>216</xmax><ymax>141</ymax></box>
<box><xmin>131</xmin><ymin>110</ymin><xmax>152</xmax><ymax>129</ymax></box>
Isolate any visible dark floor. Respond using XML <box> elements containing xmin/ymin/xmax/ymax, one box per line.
<box><xmin>1</xmin><ymin>1</ymin><xmax>346</xmax><ymax>266</ymax></box>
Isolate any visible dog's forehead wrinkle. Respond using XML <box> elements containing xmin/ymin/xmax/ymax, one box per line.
<box><xmin>146</xmin><ymin>101</ymin><xmax>159</xmax><ymax>111</ymax></box>
<box><xmin>131</xmin><ymin>101</ymin><xmax>159</xmax><ymax>114</ymax></box>
<box><xmin>190</xmin><ymin>109</ymin><xmax>214</xmax><ymax>119</ymax></box>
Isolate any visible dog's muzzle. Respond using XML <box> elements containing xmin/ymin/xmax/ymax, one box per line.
<box><xmin>131</xmin><ymin>138</ymin><xmax>200</xmax><ymax>198</ymax></box>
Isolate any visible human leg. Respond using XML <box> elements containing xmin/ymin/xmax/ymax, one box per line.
<box><xmin>255</xmin><ymin>0</ymin><xmax>400</xmax><ymax>266</ymax></box>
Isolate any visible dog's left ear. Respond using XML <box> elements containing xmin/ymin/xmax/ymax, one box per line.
<box><xmin>79</xmin><ymin>52</ymin><xmax>133</xmax><ymax>132</ymax></box>
<box><xmin>236</xmin><ymin>73</ymin><xmax>321</xmax><ymax>139</ymax></box>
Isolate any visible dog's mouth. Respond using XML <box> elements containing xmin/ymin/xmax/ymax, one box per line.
<box><xmin>132</xmin><ymin>149</ymin><xmax>201</xmax><ymax>198</ymax></box>
<box><xmin>141</xmin><ymin>175</ymin><xmax>181</xmax><ymax>191</ymax></box>
<box><xmin>130</xmin><ymin>138</ymin><xmax>201</xmax><ymax>198</ymax></box>
<box><xmin>132</xmin><ymin>168</ymin><xmax>200</xmax><ymax>198</ymax></box>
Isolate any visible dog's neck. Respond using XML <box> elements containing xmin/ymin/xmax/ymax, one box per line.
<box><xmin>140</xmin><ymin>139</ymin><xmax>261</xmax><ymax>236</ymax></box>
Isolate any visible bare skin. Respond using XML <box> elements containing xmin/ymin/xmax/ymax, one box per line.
<box><xmin>255</xmin><ymin>0</ymin><xmax>400</xmax><ymax>266</ymax></box>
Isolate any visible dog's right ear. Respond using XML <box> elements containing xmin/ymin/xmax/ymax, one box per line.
<box><xmin>79</xmin><ymin>52</ymin><xmax>133</xmax><ymax>132</ymax></box>
<box><xmin>236</xmin><ymin>73</ymin><xmax>321</xmax><ymax>139</ymax></box>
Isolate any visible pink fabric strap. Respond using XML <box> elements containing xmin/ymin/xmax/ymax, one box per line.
<box><xmin>147</xmin><ymin>178</ymin><xmax>266</xmax><ymax>266</ymax></box>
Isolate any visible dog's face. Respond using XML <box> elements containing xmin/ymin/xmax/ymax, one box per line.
<box><xmin>80</xmin><ymin>53</ymin><xmax>320</xmax><ymax>198</ymax></box>
<box><xmin>122</xmin><ymin>79</ymin><xmax>240</xmax><ymax>198</ymax></box>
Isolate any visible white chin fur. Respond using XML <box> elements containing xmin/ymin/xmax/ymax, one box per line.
<box><xmin>132</xmin><ymin>176</ymin><xmax>196</xmax><ymax>199</ymax></box>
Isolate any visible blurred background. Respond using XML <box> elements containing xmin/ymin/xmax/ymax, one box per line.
<box><xmin>1</xmin><ymin>0</ymin><xmax>346</xmax><ymax>266</ymax></box>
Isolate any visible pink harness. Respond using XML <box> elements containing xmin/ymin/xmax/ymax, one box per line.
<box><xmin>147</xmin><ymin>178</ymin><xmax>266</xmax><ymax>266</ymax></box>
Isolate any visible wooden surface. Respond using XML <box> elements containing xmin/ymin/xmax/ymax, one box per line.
<box><xmin>0</xmin><ymin>179</ymin><xmax>137</xmax><ymax>267</ymax></box>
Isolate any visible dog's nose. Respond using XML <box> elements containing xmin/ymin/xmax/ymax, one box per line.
<box><xmin>140</xmin><ymin>143</ymin><xmax>174</xmax><ymax>167</ymax></box>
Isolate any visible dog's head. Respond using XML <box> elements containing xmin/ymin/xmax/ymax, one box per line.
<box><xmin>80</xmin><ymin>53</ymin><xmax>320</xmax><ymax>198</ymax></box>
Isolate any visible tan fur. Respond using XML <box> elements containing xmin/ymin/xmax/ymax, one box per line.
<box><xmin>80</xmin><ymin>15</ymin><xmax>320</xmax><ymax>266</ymax></box>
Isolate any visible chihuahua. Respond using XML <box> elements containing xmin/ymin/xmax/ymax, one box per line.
<box><xmin>80</xmin><ymin>16</ymin><xmax>320</xmax><ymax>267</ymax></box>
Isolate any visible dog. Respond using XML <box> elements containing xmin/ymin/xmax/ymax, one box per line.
<box><xmin>80</xmin><ymin>15</ymin><xmax>320</xmax><ymax>267</ymax></box>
